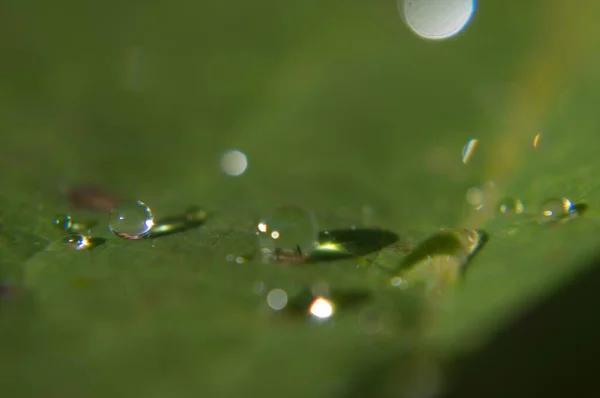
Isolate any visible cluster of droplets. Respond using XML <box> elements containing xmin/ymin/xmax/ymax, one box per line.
<box><xmin>50</xmin><ymin>199</ymin><xmax>209</xmax><ymax>251</ymax></box>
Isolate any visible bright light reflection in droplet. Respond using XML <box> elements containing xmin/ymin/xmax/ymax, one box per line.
<box><xmin>462</xmin><ymin>138</ymin><xmax>478</xmax><ymax>164</ymax></box>
<box><xmin>401</xmin><ymin>0</ymin><xmax>476</xmax><ymax>40</ymax></box>
<box><xmin>267</xmin><ymin>288</ymin><xmax>288</xmax><ymax>310</ymax></box>
<box><xmin>257</xmin><ymin>222</ymin><xmax>267</xmax><ymax>233</ymax></box>
<box><xmin>270</xmin><ymin>231</ymin><xmax>280</xmax><ymax>239</ymax></box>
<box><xmin>220</xmin><ymin>149</ymin><xmax>248</xmax><ymax>177</ymax></box>
<box><xmin>309</xmin><ymin>297</ymin><xmax>334</xmax><ymax>319</ymax></box>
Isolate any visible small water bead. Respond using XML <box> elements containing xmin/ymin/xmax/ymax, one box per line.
<box><xmin>497</xmin><ymin>197</ymin><xmax>525</xmax><ymax>215</ymax></box>
<box><xmin>52</xmin><ymin>214</ymin><xmax>73</xmax><ymax>231</ymax></box>
<box><xmin>540</xmin><ymin>197</ymin><xmax>574</xmax><ymax>224</ymax></box>
<box><xmin>257</xmin><ymin>205</ymin><xmax>319</xmax><ymax>263</ymax></box>
<box><xmin>109</xmin><ymin>200</ymin><xmax>154</xmax><ymax>239</ymax></box>
<box><xmin>62</xmin><ymin>233</ymin><xmax>91</xmax><ymax>250</ymax></box>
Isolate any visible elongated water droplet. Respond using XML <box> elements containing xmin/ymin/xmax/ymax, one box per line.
<box><xmin>52</xmin><ymin>214</ymin><xmax>73</xmax><ymax>231</ymax></box>
<box><xmin>257</xmin><ymin>206</ymin><xmax>318</xmax><ymax>263</ymax></box>
<box><xmin>461</xmin><ymin>138</ymin><xmax>479</xmax><ymax>164</ymax></box>
<box><xmin>109</xmin><ymin>200</ymin><xmax>154</xmax><ymax>239</ymax></box>
<box><xmin>540</xmin><ymin>197</ymin><xmax>574</xmax><ymax>224</ymax></box>
<box><xmin>497</xmin><ymin>197</ymin><xmax>525</xmax><ymax>215</ymax></box>
<box><xmin>397</xmin><ymin>228</ymin><xmax>487</xmax><ymax>295</ymax></box>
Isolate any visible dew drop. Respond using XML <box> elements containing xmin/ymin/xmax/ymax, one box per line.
<box><xmin>461</xmin><ymin>138</ymin><xmax>479</xmax><ymax>164</ymax></box>
<box><xmin>109</xmin><ymin>200</ymin><xmax>154</xmax><ymax>239</ymax></box>
<box><xmin>267</xmin><ymin>288</ymin><xmax>288</xmax><ymax>310</ymax></box>
<box><xmin>52</xmin><ymin>214</ymin><xmax>73</xmax><ymax>232</ymax></box>
<box><xmin>540</xmin><ymin>197</ymin><xmax>574</xmax><ymax>224</ymax></box>
<box><xmin>497</xmin><ymin>197</ymin><xmax>525</xmax><ymax>215</ymax></box>
<box><xmin>61</xmin><ymin>233</ymin><xmax>91</xmax><ymax>250</ymax></box>
<box><xmin>257</xmin><ymin>205</ymin><xmax>319</xmax><ymax>263</ymax></box>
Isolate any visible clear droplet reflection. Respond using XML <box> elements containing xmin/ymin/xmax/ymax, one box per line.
<box><xmin>540</xmin><ymin>197</ymin><xmax>574</xmax><ymax>224</ymax></box>
<box><xmin>61</xmin><ymin>233</ymin><xmax>91</xmax><ymax>250</ymax></box>
<box><xmin>52</xmin><ymin>214</ymin><xmax>73</xmax><ymax>232</ymax></box>
<box><xmin>109</xmin><ymin>200</ymin><xmax>154</xmax><ymax>239</ymax></box>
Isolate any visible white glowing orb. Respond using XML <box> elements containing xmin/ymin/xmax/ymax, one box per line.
<box><xmin>309</xmin><ymin>297</ymin><xmax>334</xmax><ymax>319</ymax></box>
<box><xmin>401</xmin><ymin>0</ymin><xmax>476</xmax><ymax>40</ymax></box>
<box><xmin>267</xmin><ymin>288</ymin><xmax>288</xmax><ymax>310</ymax></box>
<box><xmin>220</xmin><ymin>149</ymin><xmax>248</xmax><ymax>177</ymax></box>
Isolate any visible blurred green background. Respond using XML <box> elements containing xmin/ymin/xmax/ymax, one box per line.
<box><xmin>2</xmin><ymin>0</ymin><xmax>600</xmax><ymax>396</ymax></box>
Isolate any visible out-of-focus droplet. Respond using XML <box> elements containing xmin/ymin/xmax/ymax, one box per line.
<box><xmin>61</xmin><ymin>233</ymin><xmax>91</xmax><ymax>250</ymax></box>
<box><xmin>540</xmin><ymin>197</ymin><xmax>574</xmax><ymax>224</ymax></box>
<box><xmin>390</xmin><ymin>276</ymin><xmax>408</xmax><ymax>289</ymax></box>
<box><xmin>109</xmin><ymin>200</ymin><xmax>154</xmax><ymax>239</ymax></box>
<box><xmin>533</xmin><ymin>133</ymin><xmax>542</xmax><ymax>149</ymax></box>
<box><xmin>184</xmin><ymin>206</ymin><xmax>208</xmax><ymax>223</ymax></box>
<box><xmin>466</xmin><ymin>187</ymin><xmax>485</xmax><ymax>211</ymax></box>
<box><xmin>253</xmin><ymin>281</ymin><xmax>265</xmax><ymax>295</ymax></box>
<box><xmin>220</xmin><ymin>149</ymin><xmax>248</xmax><ymax>177</ymax></box>
<box><xmin>309</xmin><ymin>296</ymin><xmax>334</xmax><ymax>319</ymax></box>
<box><xmin>497</xmin><ymin>197</ymin><xmax>525</xmax><ymax>215</ymax></box>
<box><xmin>461</xmin><ymin>138</ymin><xmax>479</xmax><ymax>164</ymax></box>
<box><xmin>400</xmin><ymin>0</ymin><xmax>476</xmax><ymax>40</ymax></box>
<box><xmin>52</xmin><ymin>214</ymin><xmax>73</xmax><ymax>232</ymax></box>
<box><xmin>267</xmin><ymin>288</ymin><xmax>288</xmax><ymax>310</ymax></box>
<box><xmin>257</xmin><ymin>205</ymin><xmax>319</xmax><ymax>263</ymax></box>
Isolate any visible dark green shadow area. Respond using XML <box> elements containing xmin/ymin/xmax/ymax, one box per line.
<box><xmin>307</xmin><ymin>228</ymin><xmax>399</xmax><ymax>262</ymax></box>
<box><xmin>441</xmin><ymin>249</ymin><xmax>600</xmax><ymax>398</ymax></box>
<box><xmin>87</xmin><ymin>237</ymin><xmax>107</xmax><ymax>249</ymax></box>
<box><xmin>573</xmin><ymin>202</ymin><xmax>589</xmax><ymax>216</ymax></box>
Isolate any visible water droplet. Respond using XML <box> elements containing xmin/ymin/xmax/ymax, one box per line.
<box><xmin>257</xmin><ymin>206</ymin><xmax>319</xmax><ymax>263</ymax></box>
<box><xmin>461</xmin><ymin>138</ymin><xmax>479</xmax><ymax>164</ymax></box>
<box><xmin>540</xmin><ymin>197</ymin><xmax>574</xmax><ymax>224</ymax></box>
<box><xmin>52</xmin><ymin>214</ymin><xmax>73</xmax><ymax>232</ymax></box>
<box><xmin>397</xmin><ymin>229</ymin><xmax>487</xmax><ymax>294</ymax></box>
<box><xmin>466</xmin><ymin>187</ymin><xmax>485</xmax><ymax>211</ymax></box>
<box><xmin>400</xmin><ymin>0</ymin><xmax>476</xmax><ymax>41</ymax></box>
<box><xmin>109</xmin><ymin>200</ymin><xmax>154</xmax><ymax>239</ymax></box>
<box><xmin>61</xmin><ymin>233</ymin><xmax>91</xmax><ymax>250</ymax></box>
<box><xmin>533</xmin><ymin>133</ymin><xmax>542</xmax><ymax>149</ymax></box>
<box><xmin>309</xmin><ymin>296</ymin><xmax>334</xmax><ymax>319</ymax></box>
<box><xmin>497</xmin><ymin>197</ymin><xmax>525</xmax><ymax>215</ymax></box>
<box><xmin>267</xmin><ymin>288</ymin><xmax>288</xmax><ymax>310</ymax></box>
<box><xmin>220</xmin><ymin>149</ymin><xmax>248</xmax><ymax>177</ymax></box>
